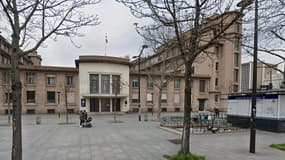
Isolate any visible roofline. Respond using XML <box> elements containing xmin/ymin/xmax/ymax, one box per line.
<box><xmin>75</xmin><ymin>55</ymin><xmax>130</xmax><ymax>67</ymax></box>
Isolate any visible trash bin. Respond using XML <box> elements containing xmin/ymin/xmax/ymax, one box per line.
<box><xmin>36</xmin><ymin>116</ymin><xmax>41</xmax><ymax>125</ymax></box>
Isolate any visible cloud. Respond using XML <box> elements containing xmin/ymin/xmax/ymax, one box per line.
<box><xmin>38</xmin><ymin>1</ymin><xmax>144</xmax><ymax>67</ymax></box>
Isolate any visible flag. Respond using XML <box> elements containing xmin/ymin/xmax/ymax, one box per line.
<box><xmin>105</xmin><ymin>33</ymin><xmax>108</xmax><ymax>44</ymax></box>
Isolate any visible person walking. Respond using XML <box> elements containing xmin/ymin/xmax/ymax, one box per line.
<box><xmin>79</xmin><ymin>111</ymin><xmax>84</xmax><ymax>127</ymax></box>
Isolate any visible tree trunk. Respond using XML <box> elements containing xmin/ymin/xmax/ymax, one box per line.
<box><xmin>181</xmin><ymin>67</ymin><xmax>192</xmax><ymax>154</ymax></box>
<box><xmin>181</xmin><ymin>0</ymin><xmax>200</xmax><ymax>153</ymax></box>
<box><xmin>11</xmin><ymin>34</ymin><xmax>22</xmax><ymax>160</ymax></box>
<box><xmin>65</xmin><ymin>87</ymin><xmax>69</xmax><ymax>124</ymax></box>
<box><xmin>157</xmin><ymin>88</ymin><xmax>162</xmax><ymax>121</ymax></box>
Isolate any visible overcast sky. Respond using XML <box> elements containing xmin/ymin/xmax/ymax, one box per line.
<box><xmin>38</xmin><ymin>1</ymin><xmax>145</xmax><ymax>67</ymax></box>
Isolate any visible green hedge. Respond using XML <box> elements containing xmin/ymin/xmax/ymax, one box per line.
<box><xmin>164</xmin><ymin>152</ymin><xmax>205</xmax><ymax>160</ymax></box>
<box><xmin>270</xmin><ymin>144</ymin><xmax>285</xmax><ymax>151</ymax></box>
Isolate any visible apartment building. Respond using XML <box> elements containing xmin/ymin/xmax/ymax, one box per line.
<box><xmin>0</xmin><ymin>35</ymin><xmax>79</xmax><ymax>114</ymax></box>
<box><xmin>241</xmin><ymin>62</ymin><xmax>278</xmax><ymax>92</ymax></box>
<box><xmin>130</xmin><ymin>11</ymin><xmax>243</xmax><ymax>112</ymax></box>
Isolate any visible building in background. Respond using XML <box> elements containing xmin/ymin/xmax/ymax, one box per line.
<box><xmin>262</xmin><ymin>72</ymin><xmax>284</xmax><ymax>90</ymax></box>
<box><xmin>0</xmin><ymin>11</ymin><xmax>243</xmax><ymax>114</ymax></box>
<box><xmin>0</xmin><ymin>35</ymin><xmax>79</xmax><ymax>114</ymax></box>
<box><xmin>76</xmin><ymin>56</ymin><xmax>130</xmax><ymax>113</ymax></box>
<box><xmin>241</xmin><ymin>62</ymin><xmax>278</xmax><ymax>92</ymax></box>
<box><xmin>130</xmin><ymin>11</ymin><xmax>242</xmax><ymax>112</ymax></box>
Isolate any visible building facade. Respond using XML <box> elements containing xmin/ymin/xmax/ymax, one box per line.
<box><xmin>241</xmin><ymin>62</ymin><xmax>278</xmax><ymax>92</ymax></box>
<box><xmin>129</xmin><ymin>11</ymin><xmax>242</xmax><ymax>112</ymax></box>
<box><xmin>76</xmin><ymin>56</ymin><xmax>130</xmax><ymax>113</ymax></box>
<box><xmin>0</xmin><ymin>11</ymin><xmax>243</xmax><ymax>114</ymax></box>
<box><xmin>0</xmin><ymin>35</ymin><xmax>79</xmax><ymax>114</ymax></box>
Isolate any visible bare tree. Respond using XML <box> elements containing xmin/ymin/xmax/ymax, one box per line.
<box><xmin>134</xmin><ymin>23</ymin><xmax>184</xmax><ymax>121</ymax></box>
<box><xmin>117</xmin><ymin>0</ymin><xmax>247</xmax><ymax>154</ymax></box>
<box><xmin>0</xmin><ymin>1</ymin><xmax>100</xmax><ymax>159</ymax></box>
<box><xmin>242</xmin><ymin>0</ymin><xmax>285</xmax><ymax>83</ymax></box>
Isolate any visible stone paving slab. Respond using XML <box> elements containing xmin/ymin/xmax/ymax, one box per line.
<box><xmin>0</xmin><ymin>113</ymin><xmax>284</xmax><ymax>160</ymax></box>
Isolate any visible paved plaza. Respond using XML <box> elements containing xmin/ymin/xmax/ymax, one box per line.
<box><xmin>0</xmin><ymin>113</ymin><xmax>284</xmax><ymax>160</ymax></box>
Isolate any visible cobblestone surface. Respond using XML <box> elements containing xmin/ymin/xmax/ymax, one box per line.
<box><xmin>0</xmin><ymin>113</ymin><xmax>284</xmax><ymax>160</ymax></box>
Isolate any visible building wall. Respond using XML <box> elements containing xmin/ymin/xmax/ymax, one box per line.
<box><xmin>78</xmin><ymin>59</ymin><xmax>130</xmax><ymax>113</ymax></box>
<box><xmin>129</xmin><ymin>12</ymin><xmax>242</xmax><ymax>112</ymax></box>
<box><xmin>241</xmin><ymin>62</ymin><xmax>279</xmax><ymax>92</ymax></box>
<box><xmin>0</xmin><ymin>66</ymin><xmax>79</xmax><ymax>114</ymax></box>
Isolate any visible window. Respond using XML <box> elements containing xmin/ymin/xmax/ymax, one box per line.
<box><xmin>234</xmin><ymin>39</ymin><xmax>240</xmax><ymax>51</ymax></box>
<box><xmin>174</xmin><ymin>79</ymin><xmax>180</xmax><ymax>89</ymax></box>
<box><xmin>215</xmin><ymin>94</ymin><xmax>219</xmax><ymax>102</ymax></box>
<box><xmin>26</xmin><ymin>72</ymin><xmax>35</xmax><ymax>84</ymax></box>
<box><xmin>234</xmin><ymin>69</ymin><xmax>239</xmax><ymax>83</ymax></box>
<box><xmin>215</xmin><ymin>78</ymin><xmax>218</xmax><ymax>86</ymax></box>
<box><xmin>3</xmin><ymin>71</ymin><xmax>10</xmax><ymax>84</ymax></box>
<box><xmin>112</xmin><ymin>75</ymin><xmax>120</xmax><ymax>94</ymax></box>
<box><xmin>174</xmin><ymin>94</ymin><xmax>180</xmax><ymax>104</ymax></box>
<box><xmin>234</xmin><ymin>52</ymin><xmax>239</xmax><ymax>67</ymax></box>
<box><xmin>198</xmin><ymin>99</ymin><xmax>206</xmax><ymax>111</ymax></box>
<box><xmin>66</xmin><ymin>75</ymin><xmax>74</xmax><ymax>86</ymax></box>
<box><xmin>26</xmin><ymin>91</ymin><xmax>35</xmax><ymax>103</ymax></box>
<box><xmin>101</xmin><ymin>75</ymin><xmax>110</xmax><ymax>94</ymax></box>
<box><xmin>234</xmin><ymin>22</ymin><xmax>240</xmax><ymax>33</ymax></box>
<box><xmin>162</xmin><ymin>80</ymin><xmax>167</xmax><ymax>88</ymax></box>
<box><xmin>199</xmin><ymin>80</ymin><xmax>206</xmax><ymax>92</ymax></box>
<box><xmin>47</xmin><ymin>91</ymin><xmax>56</xmax><ymax>103</ymax></box>
<box><xmin>132</xmin><ymin>78</ymin><xmax>139</xmax><ymax>88</ymax></box>
<box><xmin>90</xmin><ymin>74</ymin><xmax>99</xmax><ymax>94</ymax></box>
<box><xmin>147</xmin><ymin>93</ymin><xmax>153</xmax><ymax>103</ymax></box>
<box><xmin>216</xmin><ymin>62</ymin><xmax>219</xmax><ymax>71</ymax></box>
<box><xmin>147</xmin><ymin>79</ymin><xmax>153</xmax><ymax>88</ymax></box>
<box><xmin>4</xmin><ymin>92</ymin><xmax>12</xmax><ymax>103</ymax></box>
<box><xmin>233</xmin><ymin>85</ymin><xmax>239</xmax><ymax>92</ymax></box>
<box><xmin>112</xmin><ymin>98</ymin><xmax>120</xmax><ymax>112</ymax></box>
<box><xmin>101</xmin><ymin>98</ymin><xmax>110</xmax><ymax>112</ymax></box>
<box><xmin>46</xmin><ymin>74</ymin><xmax>56</xmax><ymax>85</ymax></box>
<box><xmin>191</xmin><ymin>67</ymin><xmax>195</xmax><ymax>74</ymax></box>
<box><xmin>132</xmin><ymin>93</ymin><xmax>139</xmax><ymax>103</ymax></box>
<box><xmin>161</xmin><ymin>93</ymin><xmax>167</xmax><ymax>103</ymax></box>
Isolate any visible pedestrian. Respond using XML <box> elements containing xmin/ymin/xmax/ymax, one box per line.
<box><xmin>79</xmin><ymin>110</ymin><xmax>84</xmax><ymax>127</ymax></box>
<box><xmin>83</xmin><ymin>110</ymin><xmax>88</xmax><ymax>121</ymax></box>
<box><xmin>214</xmin><ymin>107</ymin><xmax>219</xmax><ymax>118</ymax></box>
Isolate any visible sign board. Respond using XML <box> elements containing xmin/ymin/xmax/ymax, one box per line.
<box><xmin>81</xmin><ymin>98</ymin><xmax>86</xmax><ymax>107</ymax></box>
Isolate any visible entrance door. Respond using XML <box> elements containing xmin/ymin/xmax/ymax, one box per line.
<box><xmin>90</xmin><ymin>98</ymin><xmax>99</xmax><ymax>112</ymax></box>
<box><xmin>112</xmin><ymin>98</ymin><xmax>121</xmax><ymax>112</ymax></box>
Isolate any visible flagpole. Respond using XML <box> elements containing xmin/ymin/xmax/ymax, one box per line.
<box><xmin>105</xmin><ymin>33</ymin><xmax>108</xmax><ymax>56</ymax></box>
<box><xmin>105</xmin><ymin>44</ymin><xmax>107</xmax><ymax>56</ymax></box>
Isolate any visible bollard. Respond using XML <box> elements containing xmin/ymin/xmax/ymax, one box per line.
<box><xmin>36</xmin><ymin>116</ymin><xmax>41</xmax><ymax>125</ymax></box>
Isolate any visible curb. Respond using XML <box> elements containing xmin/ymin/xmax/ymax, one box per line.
<box><xmin>160</xmin><ymin>126</ymin><xmax>182</xmax><ymax>135</ymax></box>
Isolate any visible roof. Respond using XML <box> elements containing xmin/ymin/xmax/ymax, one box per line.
<box><xmin>75</xmin><ymin>55</ymin><xmax>130</xmax><ymax>67</ymax></box>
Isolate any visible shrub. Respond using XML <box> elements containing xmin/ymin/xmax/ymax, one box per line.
<box><xmin>164</xmin><ymin>152</ymin><xmax>205</xmax><ymax>160</ymax></box>
<box><xmin>270</xmin><ymin>144</ymin><xmax>285</xmax><ymax>151</ymax></box>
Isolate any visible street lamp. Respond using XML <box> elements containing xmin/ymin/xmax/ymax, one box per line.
<box><xmin>57</xmin><ymin>91</ymin><xmax>61</xmax><ymax>118</ymax></box>
<box><xmin>132</xmin><ymin>44</ymin><xmax>148</xmax><ymax>121</ymax></box>
<box><xmin>237</xmin><ymin>0</ymin><xmax>257</xmax><ymax>154</ymax></box>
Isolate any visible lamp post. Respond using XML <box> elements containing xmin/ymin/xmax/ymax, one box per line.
<box><xmin>237</xmin><ymin>0</ymin><xmax>257</xmax><ymax>153</ymax></box>
<box><xmin>65</xmin><ymin>86</ymin><xmax>69</xmax><ymax>124</ymax></box>
<box><xmin>57</xmin><ymin>91</ymin><xmax>61</xmax><ymax>118</ymax></box>
<box><xmin>132</xmin><ymin>44</ymin><xmax>148</xmax><ymax>121</ymax></box>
